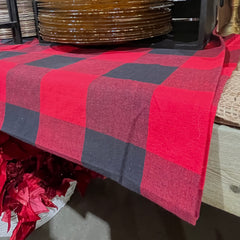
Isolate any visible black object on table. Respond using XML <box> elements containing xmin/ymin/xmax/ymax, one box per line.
<box><xmin>149</xmin><ymin>0</ymin><xmax>219</xmax><ymax>49</ymax></box>
<box><xmin>32</xmin><ymin>0</ymin><xmax>220</xmax><ymax>50</ymax></box>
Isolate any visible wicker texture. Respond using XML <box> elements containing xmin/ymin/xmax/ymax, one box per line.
<box><xmin>0</xmin><ymin>0</ymin><xmax>36</xmax><ymax>39</ymax></box>
<box><xmin>216</xmin><ymin>62</ymin><xmax>240</xmax><ymax>128</ymax></box>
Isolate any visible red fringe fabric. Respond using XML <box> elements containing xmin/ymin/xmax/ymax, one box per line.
<box><xmin>0</xmin><ymin>132</ymin><xmax>103</xmax><ymax>240</ymax></box>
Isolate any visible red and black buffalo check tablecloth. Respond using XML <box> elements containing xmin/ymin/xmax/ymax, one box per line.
<box><xmin>0</xmin><ymin>34</ymin><xmax>240</xmax><ymax>225</ymax></box>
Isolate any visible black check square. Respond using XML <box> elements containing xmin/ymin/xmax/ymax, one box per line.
<box><xmin>104</xmin><ymin>63</ymin><xmax>178</xmax><ymax>84</ymax></box>
<box><xmin>0</xmin><ymin>51</ymin><xmax>25</xmax><ymax>59</ymax></box>
<box><xmin>82</xmin><ymin>129</ymin><xmax>126</xmax><ymax>181</ymax></box>
<box><xmin>1</xmin><ymin>103</ymin><xmax>39</xmax><ymax>145</ymax></box>
<box><xmin>121</xmin><ymin>144</ymin><xmax>146</xmax><ymax>194</ymax></box>
<box><xmin>26</xmin><ymin>55</ymin><xmax>84</xmax><ymax>69</ymax></box>
<box><xmin>150</xmin><ymin>48</ymin><xmax>196</xmax><ymax>56</ymax></box>
<box><xmin>82</xmin><ymin>129</ymin><xmax>146</xmax><ymax>185</ymax></box>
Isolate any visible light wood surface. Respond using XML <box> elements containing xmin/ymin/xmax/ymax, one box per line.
<box><xmin>203</xmin><ymin>123</ymin><xmax>240</xmax><ymax>217</ymax></box>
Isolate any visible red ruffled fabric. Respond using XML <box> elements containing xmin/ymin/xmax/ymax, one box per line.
<box><xmin>0</xmin><ymin>132</ymin><xmax>103</xmax><ymax>240</ymax></box>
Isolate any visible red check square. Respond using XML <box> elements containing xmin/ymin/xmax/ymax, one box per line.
<box><xmin>146</xmin><ymin>85</ymin><xmax>214</xmax><ymax>174</ymax></box>
<box><xmin>36</xmin><ymin>114</ymin><xmax>85</xmax><ymax>164</ymax></box>
<box><xmin>181</xmin><ymin>51</ymin><xmax>225</xmax><ymax>70</ymax></box>
<box><xmin>86</xmin><ymin>76</ymin><xmax>156</xmax><ymax>148</ymax></box>
<box><xmin>40</xmin><ymin>70</ymin><xmax>97</xmax><ymax>126</ymax></box>
<box><xmin>93</xmin><ymin>48</ymin><xmax>151</xmax><ymax>63</ymax></box>
<box><xmin>134</xmin><ymin>53</ymin><xmax>191</xmax><ymax>67</ymax></box>
<box><xmin>17</xmin><ymin>39</ymin><xmax>50</xmax><ymax>53</ymax></box>
<box><xmin>227</xmin><ymin>49</ymin><xmax>240</xmax><ymax>63</ymax></box>
<box><xmin>62</xmin><ymin>59</ymin><xmax>124</xmax><ymax>76</ymax></box>
<box><xmin>225</xmin><ymin>35</ymin><xmax>240</xmax><ymax>51</ymax></box>
<box><xmin>194</xmin><ymin>46</ymin><xmax>224</xmax><ymax>58</ymax></box>
<box><xmin>162</xmin><ymin>67</ymin><xmax>222</xmax><ymax>92</ymax></box>
<box><xmin>0</xmin><ymin>60</ymin><xmax>17</xmax><ymax>102</ymax></box>
<box><xmin>140</xmin><ymin>151</ymin><xmax>200</xmax><ymax>225</ymax></box>
<box><xmin>222</xmin><ymin>63</ymin><xmax>238</xmax><ymax>77</ymax></box>
<box><xmin>6</xmin><ymin>65</ymin><xmax>51</xmax><ymax>111</ymax></box>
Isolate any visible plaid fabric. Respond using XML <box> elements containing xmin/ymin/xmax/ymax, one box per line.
<box><xmin>0</xmin><ymin>34</ymin><xmax>239</xmax><ymax>225</ymax></box>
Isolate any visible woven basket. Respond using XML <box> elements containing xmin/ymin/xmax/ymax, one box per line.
<box><xmin>0</xmin><ymin>0</ymin><xmax>36</xmax><ymax>39</ymax></box>
<box><xmin>216</xmin><ymin>61</ymin><xmax>240</xmax><ymax>128</ymax></box>
<box><xmin>0</xmin><ymin>181</ymin><xmax>77</xmax><ymax>238</ymax></box>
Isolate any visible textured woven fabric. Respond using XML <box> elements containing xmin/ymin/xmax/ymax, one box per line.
<box><xmin>0</xmin><ymin>34</ymin><xmax>239</xmax><ymax>225</ymax></box>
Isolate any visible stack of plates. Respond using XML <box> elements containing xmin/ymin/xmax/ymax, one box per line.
<box><xmin>0</xmin><ymin>0</ymin><xmax>11</xmax><ymax>39</ymax></box>
<box><xmin>0</xmin><ymin>0</ymin><xmax>36</xmax><ymax>40</ymax></box>
<box><xmin>37</xmin><ymin>0</ymin><xmax>172</xmax><ymax>45</ymax></box>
